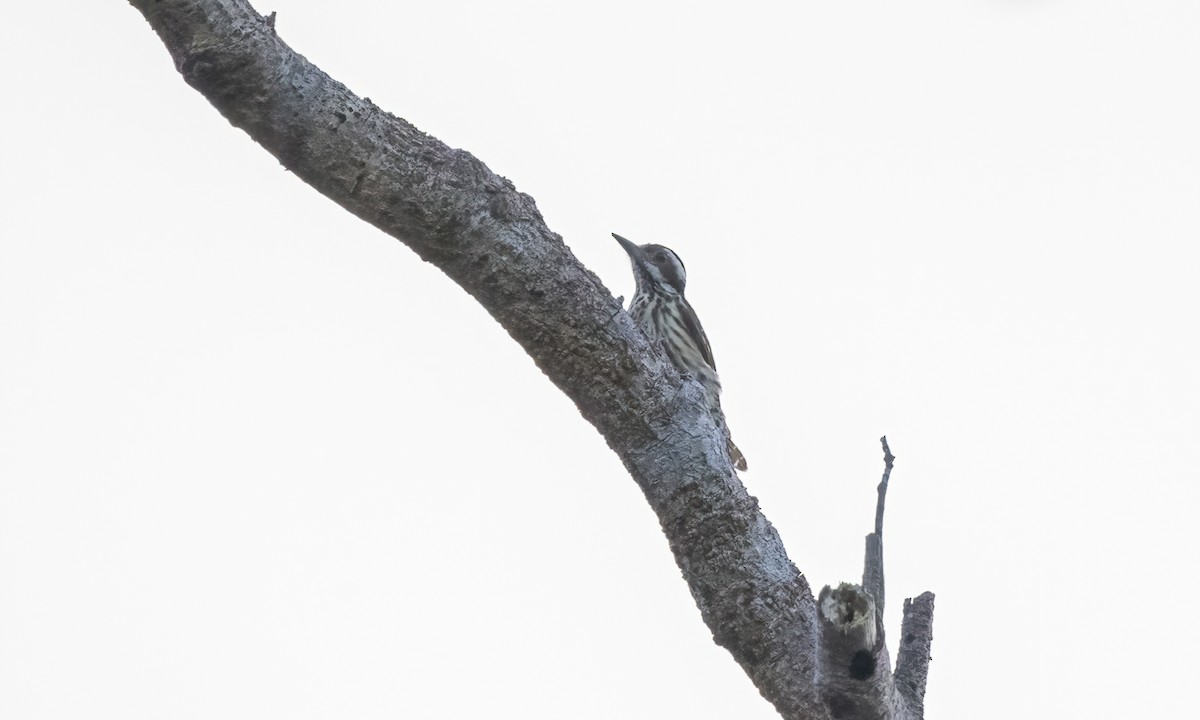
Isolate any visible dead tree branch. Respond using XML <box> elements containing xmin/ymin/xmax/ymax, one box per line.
<box><xmin>815</xmin><ymin>437</ymin><xmax>934</xmax><ymax>720</ymax></box>
<box><xmin>895</xmin><ymin>592</ymin><xmax>936</xmax><ymax>716</ymax></box>
<box><xmin>125</xmin><ymin>2</ymin><xmax>934</xmax><ymax>718</ymax></box>
<box><xmin>863</xmin><ymin>436</ymin><xmax>895</xmax><ymax>617</ymax></box>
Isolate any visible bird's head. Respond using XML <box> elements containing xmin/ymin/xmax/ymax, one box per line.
<box><xmin>612</xmin><ymin>233</ymin><xmax>687</xmax><ymax>295</ymax></box>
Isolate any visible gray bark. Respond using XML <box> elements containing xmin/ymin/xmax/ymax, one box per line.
<box><xmin>125</xmin><ymin>3</ymin><xmax>934</xmax><ymax>718</ymax></box>
<box><xmin>817</xmin><ymin>584</ymin><xmax>906</xmax><ymax>720</ymax></box>
<box><xmin>863</xmin><ymin>436</ymin><xmax>895</xmax><ymax>620</ymax></box>
<box><xmin>895</xmin><ymin>593</ymin><xmax>936</xmax><ymax>717</ymax></box>
<box><xmin>810</xmin><ymin>439</ymin><xmax>930</xmax><ymax>720</ymax></box>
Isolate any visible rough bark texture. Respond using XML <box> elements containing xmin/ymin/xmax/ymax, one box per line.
<box><xmin>125</xmin><ymin>3</ymin><xmax>934</xmax><ymax>718</ymax></box>
<box><xmin>817</xmin><ymin>584</ymin><xmax>906</xmax><ymax>720</ymax></box>
<box><xmin>895</xmin><ymin>593</ymin><xmax>936</xmax><ymax>717</ymax></box>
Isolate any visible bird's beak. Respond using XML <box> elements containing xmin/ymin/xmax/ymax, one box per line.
<box><xmin>613</xmin><ymin>233</ymin><xmax>653</xmax><ymax>283</ymax></box>
<box><xmin>612</xmin><ymin>232</ymin><xmax>639</xmax><ymax>255</ymax></box>
<box><xmin>612</xmin><ymin>233</ymin><xmax>647</xmax><ymax>265</ymax></box>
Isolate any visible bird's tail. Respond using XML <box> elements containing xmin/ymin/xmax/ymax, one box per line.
<box><xmin>728</xmin><ymin>436</ymin><xmax>748</xmax><ymax>472</ymax></box>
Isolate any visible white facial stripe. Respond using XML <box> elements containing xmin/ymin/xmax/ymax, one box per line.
<box><xmin>662</xmin><ymin>250</ymin><xmax>686</xmax><ymax>287</ymax></box>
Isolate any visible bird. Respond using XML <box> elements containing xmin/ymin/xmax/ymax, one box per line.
<box><xmin>613</xmin><ymin>233</ymin><xmax>748</xmax><ymax>471</ymax></box>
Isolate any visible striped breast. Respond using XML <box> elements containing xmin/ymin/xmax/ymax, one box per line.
<box><xmin>629</xmin><ymin>292</ymin><xmax>722</xmax><ymax>396</ymax></box>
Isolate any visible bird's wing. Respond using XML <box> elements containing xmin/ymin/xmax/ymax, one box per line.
<box><xmin>678</xmin><ymin>298</ymin><xmax>716</xmax><ymax>371</ymax></box>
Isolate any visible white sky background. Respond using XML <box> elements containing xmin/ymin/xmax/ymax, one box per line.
<box><xmin>2</xmin><ymin>1</ymin><xmax>1198</xmax><ymax>718</ymax></box>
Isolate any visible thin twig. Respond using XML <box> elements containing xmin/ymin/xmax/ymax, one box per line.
<box><xmin>875</xmin><ymin>435</ymin><xmax>895</xmax><ymax>537</ymax></box>
<box><xmin>863</xmin><ymin>436</ymin><xmax>895</xmax><ymax>616</ymax></box>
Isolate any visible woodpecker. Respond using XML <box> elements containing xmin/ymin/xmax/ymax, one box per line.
<box><xmin>613</xmin><ymin>233</ymin><xmax>748</xmax><ymax>471</ymax></box>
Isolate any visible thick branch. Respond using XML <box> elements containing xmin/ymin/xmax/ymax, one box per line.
<box><xmin>894</xmin><ymin>593</ymin><xmax>936</xmax><ymax>716</ymax></box>
<box><xmin>817</xmin><ymin>584</ymin><xmax>906</xmax><ymax>720</ymax></box>
<box><xmin>127</xmin><ymin>1</ymin><xmax>824</xmax><ymax>717</ymax></box>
